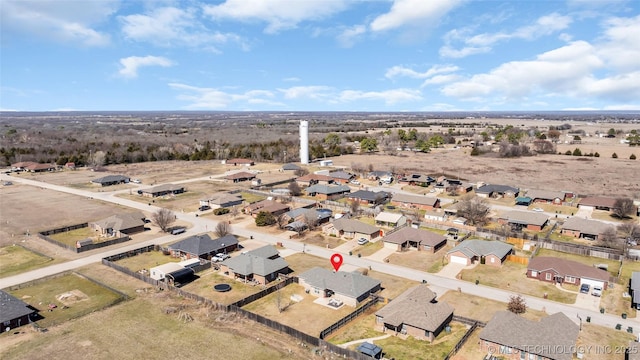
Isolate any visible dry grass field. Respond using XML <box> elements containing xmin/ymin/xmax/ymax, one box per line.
<box><xmin>0</xmin><ymin>245</ymin><xmax>57</xmax><ymax>278</ymax></box>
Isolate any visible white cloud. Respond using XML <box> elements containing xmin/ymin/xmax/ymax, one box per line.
<box><xmin>282</xmin><ymin>77</ymin><xmax>301</xmax><ymax>82</ymax></box>
<box><xmin>596</xmin><ymin>15</ymin><xmax>640</xmax><ymax>71</ymax></box>
<box><xmin>203</xmin><ymin>0</ymin><xmax>349</xmax><ymax>34</ymax></box>
<box><xmin>385</xmin><ymin>64</ymin><xmax>459</xmax><ymax>80</ymax></box>
<box><xmin>370</xmin><ymin>0</ymin><xmax>462</xmax><ymax>32</ymax></box>
<box><xmin>118</xmin><ymin>56</ymin><xmax>174</xmax><ymax>78</ymax></box>
<box><xmin>169</xmin><ymin>83</ymin><xmax>283</xmax><ymax>109</ymax></box>
<box><xmin>278</xmin><ymin>86</ymin><xmax>334</xmax><ymax>100</ymax></box>
<box><xmin>440</xmin><ymin>13</ymin><xmax>573</xmax><ymax>58</ymax></box>
<box><xmin>119</xmin><ymin>6</ymin><xmax>248</xmax><ymax>51</ymax></box>
<box><xmin>1</xmin><ymin>0</ymin><xmax>116</xmax><ymax>46</ymax></box>
<box><xmin>337</xmin><ymin>25</ymin><xmax>366</xmax><ymax>47</ymax></box>
<box><xmin>338</xmin><ymin>89</ymin><xmax>422</xmax><ymax>105</ymax></box>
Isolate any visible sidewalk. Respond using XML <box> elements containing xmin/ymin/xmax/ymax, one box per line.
<box><xmin>338</xmin><ymin>334</ymin><xmax>391</xmax><ymax>349</ymax></box>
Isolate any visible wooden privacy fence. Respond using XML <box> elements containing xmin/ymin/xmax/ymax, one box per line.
<box><xmin>443</xmin><ymin>315</ymin><xmax>487</xmax><ymax>360</ymax></box>
<box><xmin>319</xmin><ymin>297</ymin><xmax>380</xmax><ymax>339</ymax></box>
<box><xmin>507</xmin><ymin>254</ymin><xmax>529</xmax><ymax>265</ymax></box>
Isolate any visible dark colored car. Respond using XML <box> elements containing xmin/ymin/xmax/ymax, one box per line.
<box><xmin>199</xmin><ymin>205</ymin><xmax>211</xmax><ymax>211</ymax></box>
<box><xmin>580</xmin><ymin>283</ymin><xmax>590</xmax><ymax>294</ymax></box>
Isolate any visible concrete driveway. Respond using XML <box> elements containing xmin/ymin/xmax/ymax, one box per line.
<box><xmin>365</xmin><ymin>246</ymin><xmax>396</xmax><ymax>262</ymax></box>
<box><xmin>437</xmin><ymin>262</ymin><xmax>473</xmax><ymax>279</ymax></box>
<box><xmin>574</xmin><ymin>292</ymin><xmax>601</xmax><ymax>312</ymax></box>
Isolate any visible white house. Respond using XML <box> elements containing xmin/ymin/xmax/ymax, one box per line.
<box><xmin>375</xmin><ymin>212</ymin><xmax>407</xmax><ymax>228</ymax></box>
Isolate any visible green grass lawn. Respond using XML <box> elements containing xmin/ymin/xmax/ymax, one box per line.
<box><xmin>180</xmin><ymin>268</ymin><xmax>268</xmax><ymax>305</ymax></box>
<box><xmin>370</xmin><ymin>322</ymin><xmax>467</xmax><ymax>360</ymax></box>
<box><xmin>326</xmin><ymin>304</ymin><xmax>385</xmax><ymax>344</ymax></box>
<box><xmin>8</xmin><ymin>272</ymin><xmax>126</xmax><ymax>328</ymax></box>
<box><xmin>241</xmin><ymin>191</ymin><xmax>266</xmax><ymax>204</ymax></box>
<box><xmin>114</xmin><ymin>250</ymin><xmax>181</xmax><ymax>272</ymax></box>
<box><xmin>353</xmin><ymin>240</ymin><xmax>384</xmax><ymax>257</ymax></box>
<box><xmin>0</xmin><ymin>245</ymin><xmax>56</xmax><ymax>278</ymax></box>
<box><xmin>48</xmin><ymin>226</ymin><xmax>96</xmax><ymax>246</ymax></box>
<box><xmin>536</xmin><ymin>248</ymin><xmax>621</xmax><ymax>277</ymax></box>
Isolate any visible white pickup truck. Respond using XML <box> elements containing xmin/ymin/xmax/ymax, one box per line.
<box><xmin>591</xmin><ymin>286</ymin><xmax>602</xmax><ymax>297</ymax></box>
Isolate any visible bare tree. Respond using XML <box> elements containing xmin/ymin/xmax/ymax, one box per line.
<box><xmin>456</xmin><ymin>195</ymin><xmax>491</xmax><ymax>226</ymax></box>
<box><xmin>90</xmin><ymin>150</ymin><xmax>106</xmax><ymax>168</ymax></box>
<box><xmin>215</xmin><ymin>221</ymin><xmax>232</xmax><ymax>238</ymax></box>
<box><xmin>288</xmin><ymin>181</ymin><xmax>302</xmax><ymax>196</ymax></box>
<box><xmin>230</xmin><ymin>205</ymin><xmax>239</xmax><ymax>218</ymax></box>
<box><xmin>612</xmin><ymin>198</ymin><xmax>635</xmax><ymax>218</ymax></box>
<box><xmin>507</xmin><ymin>294</ymin><xmax>527</xmax><ymax>315</ymax></box>
<box><xmin>152</xmin><ymin>208</ymin><xmax>176</xmax><ymax>233</ymax></box>
<box><xmin>349</xmin><ymin>199</ymin><xmax>361</xmax><ymax>216</ymax></box>
<box><xmin>350</xmin><ymin>162</ymin><xmax>366</xmax><ymax>177</ymax></box>
<box><xmin>599</xmin><ymin>227</ymin><xmax>621</xmax><ymax>249</ymax></box>
<box><xmin>618</xmin><ymin>223</ymin><xmax>640</xmax><ymax>242</ymax></box>
<box><xmin>302</xmin><ymin>210</ymin><xmax>319</xmax><ymax>231</ymax></box>
<box><xmin>276</xmin><ymin>213</ymin><xmax>290</xmax><ymax>229</ymax></box>
<box><xmin>294</xmin><ymin>168</ymin><xmax>309</xmax><ymax>177</ymax></box>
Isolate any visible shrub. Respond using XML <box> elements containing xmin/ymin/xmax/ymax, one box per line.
<box><xmin>631</xmin><ymin>154</ymin><xmax>637</xmax><ymax>160</ymax></box>
<box><xmin>564</xmin><ymin>150</ymin><xmax>572</xmax><ymax>155</ymax></box>
<box><xmin>213</xmin><ymin>208</ymin><xmax>230</xmax><ymax>215</ymax></box>
<box><xmin>612</xmin><ymin>152</ymin><xmax>618</xmax><ymax>158</ymax></box>
<box><xmin>594</xmin><ymin>152</ymin><xmax>600</xmax><ymax>157</ymax></box>
<box><xmin>255</xmin><ymin>211</ymin><xmax>276</xmax><ymax>226</ymax></box>
<box><xmin>470</xmin><ymin>147</ymin><xmax>480</xmax><ymax>156</ymax></box>
<box><xmin>572</xmin><ymin>148</ymin><xmax>582</xmax><ymax>156</ymax></box>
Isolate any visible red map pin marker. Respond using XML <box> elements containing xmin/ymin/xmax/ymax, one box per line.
<box><xmin>330</xmin><ymin>254</ymin><xmax>343</xmax><ymax>272</ymax></box>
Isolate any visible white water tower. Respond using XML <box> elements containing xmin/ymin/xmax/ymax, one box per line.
<box><xmin>299</xmin><ymin>120</ymin><xmax>309</xmax><ymax>164</ymax></box>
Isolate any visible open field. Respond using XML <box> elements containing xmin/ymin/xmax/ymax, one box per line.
<box><xmin>0</xmin><ymin>245</ymin><xmax>57</xmax><ymax>278</ymax></box>
<box><xmin>439</xmin><ymin>290</ymin><xmax>547</xmax><ymax>323</ymax></box>
<box><xmin>386</xmin><ymin>245</ymin><xmax>451</xmax><ymax>273</ymax></box>
<box><xmin>459</xmin><ymin>262</ymin><xmax>577</xmax><ymax>303</ymax></box>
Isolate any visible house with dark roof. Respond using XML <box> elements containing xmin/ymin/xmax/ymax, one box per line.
<box><xmin>90</xmin><ymin>212</ymin><xmax>146</xmax><ymax>237</ymax></box>
<box><xmin>219</xmin><ymin>245</ymin><xmax>290</xmax><ymax>285</ymax></box>
<box><xmin>224</xmin><ymin>171</ymin><xmax>256</xmax><ymax>183</ymax></box>
<box><xmin>527</xmin><ymin>256</ymin><xmax>610</xmax><ymax>289</ymax></box>
<box><xmin>561</xmin><ymin>217</ymin><xmax>614</xmax><ymax>241</ymax></box>
<box><xmin>283</xmin><ymin>208</ymin><xmax>332</xmax><ymax>226</ymax></box>
<box><xmin>382</xmin><ymin>227</ymin><xmax>447</xmax><ymax>253</ymax></box>
<box><xmin>224</xmin><ymin>158</ymin><xmax>254</xmax><ymax>166</ymax></box>
<box><xmin>630</xmin><ymin>272</ymin><xmax>640</xmax><ymax>310</ymax></box>
<box><xmin>578</xmin><ymin>196</ymin><xmax>617</xmax><ymax>211</ymax></box>
<box><xmin>244</xmin><ymin>200</ymin><xmax>291</xmax><ymax>218</ymax></box>
<box><xmin>397</xmin><ymin>174</ymin><xmax>435</xmax><ymax>187</ymax></box>
<box><xmin>91</xmin><ymin>174</ymin><xmax>130</xmax><ymax>186</ymax></box>
<box><xmin>328</xmin><ymin>170</ymin><xmax>355</xmax><ymax>184</ymax></box>
<box><xmin>390</xmin><ymin>193</ymin><xmax>440</xmax><ymax>210</ymax></box>
<box><xmin>305</xmin><ymin>184</ymin><xmax>351</xmax><ymax>200</ymax></box>
<box><xmin>476</xmin><ymin>184</ymin><xmax>519</xmax><ymax>198</ymax></box>
<box><xmin>375</xmin><ymin>285</ymin><xmax>453</xmax><ymax>342</ymax></box>
<box><xmin>295</xmin><ymin>174</ymin><xmax>334</xmax><ymax>187</ymax></box>
<box><xmin>298</xmin><ymin>267</ymin><xmax>381</xmax><ymax>307</ymax></box>
<box><xmin>168</xmin><ymin>234</ymin><xmax>238</xmax><ymax>260</ymax></box>
<box><xmin>479</xmin><ymin>311</ymin><xmax>579</xmax><ymax>360</ymax></box>
<box><xmin>348</xmin><ymin>190</ymin><xmax>391</xmax><ymax>205</ymax></box>
<box><xmin>323</xmin><ymin>218</ymin><xmax>381</xmax><ymax>241</ymax></box>
<box><xmin>200</xmin><ymin>192</ymin><xmax>243</xmax><ymax>209</ymax></box>
<box><xmin>282</xmin><ymin>163</ymin><xmax>302</xmax><ymax>171</ymax></box>
<box><xmin>447</xmin><ymin>240</ymin><xmax>513</xmax><ymax>266</ymax></box>
<box><xmin>525</xmin><ymin>189</ymin><xmax>567</xmax><ymax>205</ymax></box>
<box><xmin>0</xmin><ymin>290</ymin><xmax>37</xmax><ymax>333</ymax></box>
<box><xmin>139</xmin><ymin>184</ymin><xmax>185</xmax><ymax>198</ymax></box>
<box><xmin>498</xmin><ymin>210</ymin><xmax>549</xmax><ymax>231</ymax></box>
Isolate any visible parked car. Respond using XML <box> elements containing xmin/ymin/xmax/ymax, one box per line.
<box><xmin>132</xmin><ymin>179</ymin><xmax>142</xmax><ymax>184</ymax></box>
<box><xmin>350</xmin><ymin>180</ymin><xmax>360</xmax><ymax>185</ymax></box>
<box><xmin>532</xmin><ymin>207</ymin><xmax>544</xmax><ymax>212</ymax></box>
<box><xmin>580</xmin><ymin>283</ymin><xmax>590</xmax><ymax>294</ymax></box>
<box><xmin>199</xmin><ymin>205</ymin><xmax>211</xmax><ymax>211</ymax></box>
<box><xmin>171</xmin><ymin>227</ymin><xmax>186</xmax><ymax>235</ymax></box>
<box><xmin>591</xmin><ymin>286</ymin><xmax>602</xmax><ymax>297</ymax></box>
<box><xmin>213</xmin><ymin>253</ymin><xmax>230</xmax><ymax>262</ymax></box>
<box><xmin>357</xmin><ymin>238</ymin><xmax>369</xmax><ymax>245</ymax></box>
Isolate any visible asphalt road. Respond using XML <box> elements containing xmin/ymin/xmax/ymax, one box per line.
<box><xmin>1</xmin><ymin>173</ymin><xmax>638</xmax><ymax>337</ymax></box>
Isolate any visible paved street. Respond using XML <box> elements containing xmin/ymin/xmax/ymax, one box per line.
<box><xmin>1</xmin><ymin>173</ymin><xmax>638</xmax><ymax>336</ymax></box>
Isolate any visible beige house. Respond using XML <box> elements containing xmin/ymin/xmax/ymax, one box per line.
<box><xmin>375</xmin><ymin>285</ymin><xmax>453</xmax><ymax>342</ymax></box>
<box><xmin>298</xmin><ymin>267</ymin><xmax>381</xmax><ymax>307</ymax></box>
<box><xmin>322</xmin><ymin>218</ymin><xmax>381</xmax><ymax>241</ymax></box>
<box><xmin>90</xmin><ymin>212</ymin><xmax>146</xmax><ymax>237</ymax></box>
<box><xmin>382</xmin><ymin>227</ymin><xmax>447</xmax><ymax>253</ymax></box>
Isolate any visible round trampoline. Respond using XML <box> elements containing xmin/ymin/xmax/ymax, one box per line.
<box><xmin>213</xmin><ymin>284</ymin><xmax>232</xmax><ymax>292</ymax></box>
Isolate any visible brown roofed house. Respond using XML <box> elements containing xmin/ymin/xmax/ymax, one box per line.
<box><xmin>527</xmin><ymin>256</ymin><xmax>610</xmax><ymax>289</ymax></box>
<box><xmin>578</xmin><ymin>196</ymin><xmax>617</xmax><ymax>211</ymax></box>
<box><xmin>390</xmin><ymin>193</ymin><xmax>441</xmax><ymax>210</ymax></box>
<box><xmin>382</xmin><ymin>227</ymin><xmax>447</xmax><ymax>253</ymax></box>
<box><xmin>245</xmin><ymin>200</ymin><xmax>290</xmax><ymax>218</ymax></box>
<box><xmin>225</xmin><ymin>158</ymin><xmax>254</xmax><ymax>166</ymax></box>
<box><xmin>375</xmin><ymin>285</ymin><xmax>453</xmax><ymax>342</ymax></box>
<box><xmin>224</xmin><ymin>171</ymin><xmax>256</xmax><ymax>183</ymax></box>
<box><xmin>498</xmin><ymin>210</ymin><xmax>549</xmax><ymax>231</ymax></box>
<box><xmin>561</xmin><ymin>217</ymin><xmax>614</xmax><ymax>241</ymax></box>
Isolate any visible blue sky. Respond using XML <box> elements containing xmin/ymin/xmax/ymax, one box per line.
<box><xmin>1</xmin><ymin>0</ymin><xmax>639</xmax><ymax>112</ymax></box>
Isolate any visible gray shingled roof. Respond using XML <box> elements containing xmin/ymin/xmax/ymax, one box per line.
<box><xmin>91</xmin><ymin>174</ymin><xmax>130</xmax><ymax>184</ymax></box>
<box><xmin>476</xmin><ymin>184</ymin><xmax>519</xmax><ymax>195</ymax></box>
<box><xmin>329</xmin><ymin>171</ymin><xmax>354</xmax><ymax>180</ymax></box>
<box><xmin>391</xmin><ymin>193</ymin><xmax>439</xmax><ymax>206</ymax></box>
<box><xmin>528</xmin><ymin>256</ymin><xmax>610</xmax><ymax>282</ymax></box>
<box><xmin>0</xmin><ymin>290</ymin><xmax>35</xmax><ymax>325</ymax></box>
<box><xmin>141</xmin><ymin>183</ymin><xmax>184</xmax><ymax>194</ymax></box>
<box><xmin>222</xmin><ymin>245</ymin><xmax>288</xmax><ymax>276</ymax></box>
<box><xmin>479</xmin><ymin>311</ymin><xmax>579</xmax><ymax>360</ymax></box>
<box><xmin>447</xmin><ymin>240</ymin><xmax>513</xmax><ymax>259</ymax></box>
<box><xmin>305</xmin><ymin>184</ymin><xmax>351</xmax><ymax>195</ymax></box>
<box><xmin>562</xmin><ymin>217</ymin><xmax>613</xmax><ymax>236</ymax></box>
<box><xmin>282</xmin><ymin>163</ymin><xmax>301</xmax><ymax>171</ymax></box>
<box><xmin>299</xmin><ymin>267</ymin><xmax>381</xmax><ymax>299</ymax></box>
<box><xmin>169</xmin><ymin>234</ymin><xmax>238</xmax><ymax>257</ymax></box>
<box><xmin>500</xmin><ymin>210</ymin><xmax>549</xmax><ymax>226</ymax></box>
<box><xmin>375</xmin><ymin>285</ymin><xmax>453</xmax><ymax>332</ymax></box>
<box><xmin>92</xmin><ymin>212</ymin><xmax>145</xmax><ymax>232</ymax></box>
<box><xmin>383</xmin><ymin>227</ymin><xmax>446</xmax><ymax>247</ymax></box>
<box><xmin>331</xmin><ymin>218</ymin><xmax>380</xmax><ymax>235</ymax></box>
<box><xmin>349</xmin><ymin>190</ymin><xmax>390</xmax><ymax>202</ymax></box>
<box><xmin>202</xmin><ymin>192</ymin><xmax>243</xmax><ymax>206</ymax></box>
<box><xmin>525</xmin><ymin>189</ymin><xmax>566</xmax><ymax>201</ymax></box>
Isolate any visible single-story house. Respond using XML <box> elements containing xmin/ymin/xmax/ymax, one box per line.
<box><xmin>479</xmin><ymin>311</ymin><xmax>579</xmax><ymax>360</ymax></box>
<box><xmin>65</xmin><ymin>162</ymin><xmax>76</xmax><ymax>169</ymax></box>
<box><xmin>305</xmin><ymin>184</ymin><xmax>351</xmax><ymax>200</ymax></box>
<box><xmin>11</xmin><ymin>161</ymin><xmax>56</xmax><ymax>172</ymax></box>
<box><xmin>367</xmin><ymin>170</ymin><xmax>393</xmax><ymax>181</ymax></box>
<box><xmin>282</xmin><ymin>163</ymin><xmax>302</xmax><ymax>171</ymax></box>
<box><xmin>375</xmin><ymin>212</ymin><xmax>407</xmax><ymax>228</ymax></box>
<box><xmin>91</xmin><ymin>174</ymin><xmax>130</xmax><ymax>186</ymax></box>
<box><xmin>561</xmin><ymin>217</ymin><xmax>614</xmax><ymax>241</ymax></box>
<box><xmin>390</xmin><ymin>193</ymin><xmax>440</xmax><ymax>210</ymax></box>
<box><xmin>357</xmin><ymin>342</ymin><xmax>382</xmax><ymax>359</ymax></box>
<box><xmin>515</xmin><ymin>196</ymin><xmax>532</xmax><ymax>206</ymax></box>
<box><xmin>498</xmin><ymin>210</ymin><xmax>549</xmax><ymax>231</ymax></box>
<box><xmin>348</xmin><ymin>190</ymin><xmax>391</xmax><ymax>205</ymax></box>
<box><xmin>382</xmin><ymin>227</ymin><xmax>447</xmax><ymax>253</ymax></box>
<box><xmin>245</xmin><ymin>200</ymin><xmax>290</xmax><ymax>218</ymax></box>
<box><xmin>375</xmin><ymin>285</ymin><xmax>453</xmax><ymax>342</ymax></box>
<box><xmin>298</xmin><ymin>267</ymin><xmax>381</xmax><ymax>307</ymax></box>
<box><xmin>295</xmin><ymin>174</ymin><xmax>334</xmax><ymax>187</ymax></box>
<box><xmin>220</xmin><ymin>245</ymin><xmax>290</xmax><ymax>285</ymax></box>
<box><xmin>424</xmin><ymin>210</ymin><xmax>447</xmax><ymax>222</ymax></box>
<box><xmin>200</xmin><ymin>192</ymin><xmax>244</xmax><ymax>209</ymax></box>
<box><xmin>328</xmin><ymin>170</ymin><xmax>355</xmax><ymax>184</ymax></box>
<box><xmin>476</xmin><ymin>184</ymin><xmax>519</xmax><ymax>198</ymax></box>
<box><xmin>90</xmin><ymin>212</ymin><xmax>146</xmax><ymax>237</ymax></box>
<box><xmin>168</xmin><ymin>234</ymin><xmax>239</xmax><ymax>260</ymax></box>
<box><xmin>283</xmin><ymin>208</ymin><xmax>332</xmax><ymax>225</ymax></box>
<box><xmin>224</xmin><ymin>171</ymin><xmax>256</xmax><ymax>183</ymax></box>
<box><xmin>0</xmin><ymin>290</ymin><xmax>37</xmax><ymax>333</ymax></box>
<box><xmin>139</xmin><ymin>184</ymin><xmax>185</xmax><ymax>198</ymax></box>
<box><xmin>578</xmin><ymin>196</ymin><xmax>617</xmax><ymax>211</ymax></box>
<box><xmin>443</xmin><ymin>202</ymin><xmax>461</xmax><ymax>216</ymax></box>
<box><xmin>527</xmin><ymin>256</ymin><xmax>610</xmax><ymax>289</ymax></box>
<box><xmin>224</xmin><ymin>158</ymin><xmax>254</xmax><ymax>166</ymax></box>
<box><xmin>397</xmin><ymin>174</ymin><xmax>435</xmax><ymax>187</ymax></box>
<box><xmin>447</xmin><ymin>240</ymin><xmax>513</xmax><ymax>266</ymax></box>
<box><xmin>323</xmin><ymin>218</ymin><xmax>382</xmax><ymax>241</ymax></box>
<box><xmin>630</xmin><ymin>272</ymin><xmax>640</xmax><ymax>310</ymax></box>
<box><xmin>525</xmin><ymin>189</ymin><xmax>566</xmax><ymax>205</ymax></box>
